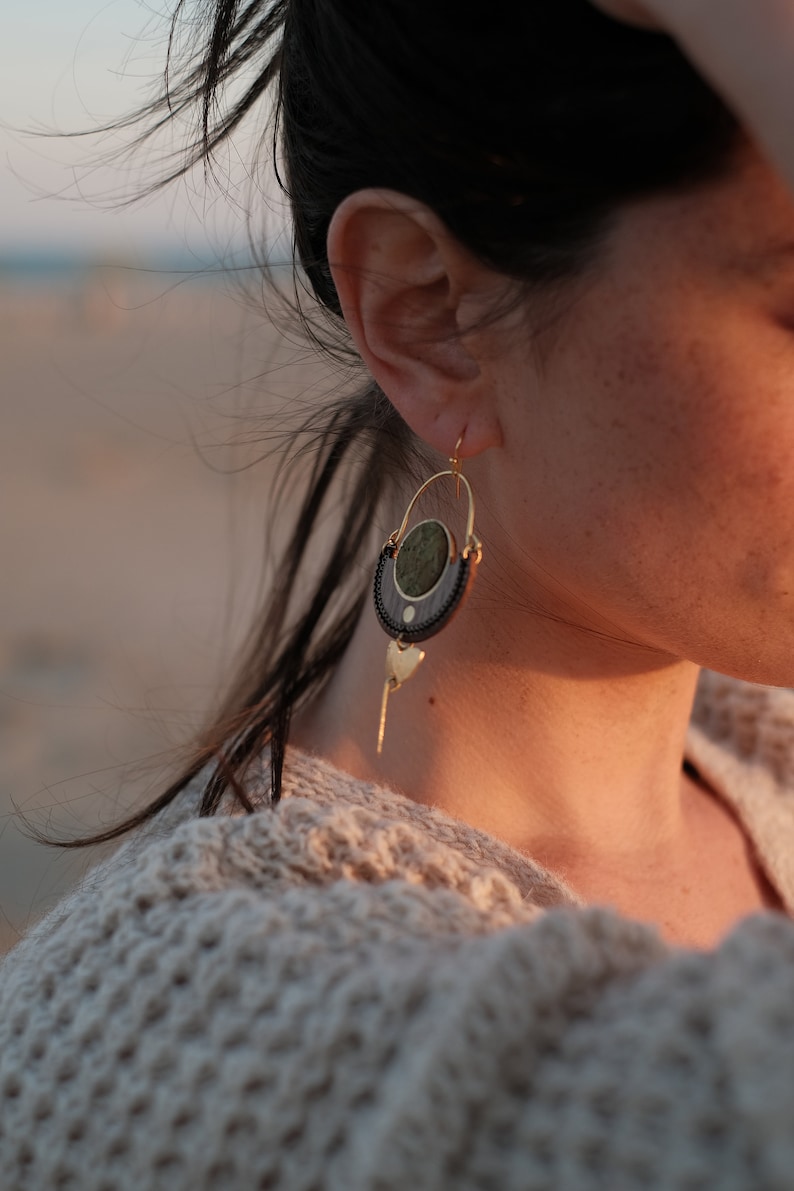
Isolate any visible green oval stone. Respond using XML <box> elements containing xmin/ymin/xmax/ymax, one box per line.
<box><xmin>395</xmin><ymin>520</ymin><xmax>449</xmax><ymax>598</ymax></box>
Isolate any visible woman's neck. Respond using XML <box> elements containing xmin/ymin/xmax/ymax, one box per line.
<box><xmin>293</xmin><ymin>595</ymin><xmax>787</xmax><ymax>948</ymax></box>
<box><xmin>296</xmin><ymin>604</ymin><xmax>789</xmax><ymax>947</ymax></box>
<box><xmin>293</xmin><ymin>593</ymin><xmax>701</xmax><ymax>859</ymax></box>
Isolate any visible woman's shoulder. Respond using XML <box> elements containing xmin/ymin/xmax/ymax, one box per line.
<box><xmin>2</xmin><ymin>747</ymin><xmax>794</xmax><ymax>1186</ymax></box>
<box><xmin>0</xmin><ymin>755</ymin><xmax>654</xmax><ymax>1188</ymax></box>
<box><xmin>3</xmin><ymin>846</ymin><xmax>794</xmax><ymax>1189</ymax></box>
<box><xmin>5</xmin><ymin>748</ymin><xmax>556</xmax><ymax>974</ymax></box>
<box><xmin>0</xmin><ymin>752</ymin><xmax>549</xmax><ymax>1021</ymax></box>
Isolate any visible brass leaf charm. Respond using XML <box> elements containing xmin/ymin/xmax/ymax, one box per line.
<box><xmin>386</xmin><ymin>638</ymin><xmax>425</xmax><ymax>685</ymax></box>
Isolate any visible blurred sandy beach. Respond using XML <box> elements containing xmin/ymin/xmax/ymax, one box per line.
<box><xmin>0</xmin><ymin>264</ymin><xmax>328</xmax><ymax>951</ymax></box>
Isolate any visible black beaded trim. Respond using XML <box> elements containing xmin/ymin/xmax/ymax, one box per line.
<box><xmin>373</xmin><ymin>550</ymin><xmax>471</xmax><ymax>642</ymax></box>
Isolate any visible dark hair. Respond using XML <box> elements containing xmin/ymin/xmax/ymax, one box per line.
<box><xmin>59</xmin><ymin>0</ymin><xmax>739</xmax><ymax>844</ymax></box>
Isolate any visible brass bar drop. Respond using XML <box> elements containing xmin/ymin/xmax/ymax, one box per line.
<box><xmin>377</xmin><ymin>639</ymin><xmax>426</xmax><ymax>755</ymax></box>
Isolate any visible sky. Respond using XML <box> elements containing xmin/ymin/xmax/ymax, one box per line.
<box><xmin>1</xmin><ymin>0</ymin><xmax>283</xmax><ymax>263</ymax></box>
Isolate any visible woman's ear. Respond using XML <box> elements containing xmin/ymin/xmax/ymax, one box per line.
<box><xmin>327</xmin><ymin>189</ymin><xmax>503</xmax><ymax>458</ymax></box>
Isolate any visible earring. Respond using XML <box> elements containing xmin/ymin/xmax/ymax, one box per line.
<box><xmin>373</xmin><ymin>436</ymin><xmax>483</xmax><ymax>754</ymax></box>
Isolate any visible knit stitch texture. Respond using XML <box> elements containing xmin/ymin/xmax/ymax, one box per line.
<box><xmin>1</xmin><ymin>671</ymin><xmax>794</xmax><ymax>1189</ymax></box>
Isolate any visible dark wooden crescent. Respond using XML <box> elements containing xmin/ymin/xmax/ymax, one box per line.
<box><xmin>373</xmin><ymin>548</ymin><xmax>476</xmax><ymax>643</ymax></box>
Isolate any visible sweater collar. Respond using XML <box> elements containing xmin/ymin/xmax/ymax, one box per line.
<box><xmin>277</xmin><ymin>748</ymin><xmax>580</xmax><ymax>910</ymax></box>
<box><xmin>687</xmin><ymin>671</ymin><xmax>794</xmax><ymax>915</ymax></box>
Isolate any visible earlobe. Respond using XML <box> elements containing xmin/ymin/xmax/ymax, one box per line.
<box><xmin>327</xmin><ymin>189</ymin><xmax>503</xmax><ymax>458</ymax></box>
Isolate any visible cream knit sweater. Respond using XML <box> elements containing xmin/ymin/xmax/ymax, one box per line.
<box><xmin>1</xmin><ymin>670</ymin><xmax>794</xmax><ymax>1189</ymax></box>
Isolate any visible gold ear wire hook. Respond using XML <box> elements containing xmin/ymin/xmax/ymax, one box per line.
<box><xmin>450</xmin><ymin>434</ymin><xmax>464</xmax><ymax>500</ymax></box>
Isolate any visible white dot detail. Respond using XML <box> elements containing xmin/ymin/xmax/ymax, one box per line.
<box><xmin>402</xmin><ymin>606</ymin><xmax>416</xmax><ymax>624</ymax></box>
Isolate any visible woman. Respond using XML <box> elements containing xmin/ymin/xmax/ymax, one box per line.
<box><xmin>2</xmin><ymin>0</ymin><xmax>794</xmax><ymax>1186</ymax></box>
